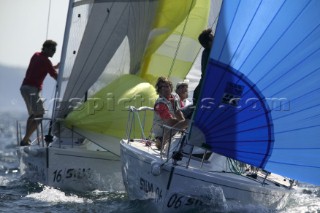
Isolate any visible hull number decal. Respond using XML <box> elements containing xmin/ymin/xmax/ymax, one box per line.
<box><xmin>167</xmin><ymin>193</ymin><xmax>204</xmax><ymax>209</ymax></box>
<box><xmin>139</xmin><ymin>177</ymin><xmax>162</xmax><ymax>202</ymax></box>
<box><xmin>53</xmin><ymin>168</ymin><xmax>92</xmax><ymax>183</ymax></box>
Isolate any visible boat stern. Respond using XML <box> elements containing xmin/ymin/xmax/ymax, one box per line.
<box><xmin>17</xmin><ymin>145</ymin><xmax>48</xmax><ymax>184</ymax></box>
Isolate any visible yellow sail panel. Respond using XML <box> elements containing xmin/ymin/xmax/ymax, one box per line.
<box><xmin>64</xmin><ymin>74</ymin><xmax>157</xmax><ymax>138</ymax></box>
<box><xmin>140</xmin><ymin>0</ymin><xmax>210</xmax><ymax>85</ymax></box>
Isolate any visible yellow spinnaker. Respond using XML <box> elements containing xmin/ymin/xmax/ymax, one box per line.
<box><xmin>64</xmin><ymin>0</ymin><xmax>210</xmax><ymax>138</ymax></box>
<box><xmin>140</xmin><ymin>0</ymin><xmax>210</xmax><ymax>85</ymax></box>
<box><xmin>65</xmin><ymin>75</ymin><xmax>157</xmax><ymax>138</ymax></box>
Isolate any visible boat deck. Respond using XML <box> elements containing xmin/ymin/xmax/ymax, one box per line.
<box><xmin>123</xmin><ymin>139</ymin><xmax>294</xmax><ymax>189</ymax></box>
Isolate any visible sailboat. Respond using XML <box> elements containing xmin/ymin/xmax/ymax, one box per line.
<box><xmin>17</xmin><ymin>0</ymin><xmax>209</xmax><ymax>192</ymax></box>
<box><xmin>120</xmin><ymin>0</ymin><xmax>320</xmax><ymax>211</ymax></box>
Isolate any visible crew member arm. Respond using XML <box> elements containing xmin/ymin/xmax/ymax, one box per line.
<box><xmin>47</xmin><ymin>61</ymin><xmax>59</xmax><ymax>80</ymax></box>
<box><xmin>155</xmin><ymin>103</ymin><xmax>185</xmax><ymax>126</ymax></box>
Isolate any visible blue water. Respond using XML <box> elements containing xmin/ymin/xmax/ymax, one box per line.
<box><xmin>0</xmin><ymin>112</ymin><xmax>319</xmax><ymax>213</ymax></box>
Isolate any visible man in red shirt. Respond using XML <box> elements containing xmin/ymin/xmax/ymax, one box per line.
<box><xmin>152</xmin><ymin>77</ymin><xmax>189</xmax><ymax>149</ymax></box>
<box><xmin>20</xmin><ymin>40</ymin><xmax>59</xmax><ymax>146</ymax></box>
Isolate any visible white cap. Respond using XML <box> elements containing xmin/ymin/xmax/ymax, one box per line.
<box><xmin>176</xmin><ymin>81</ymin><xmax>188</xmax><ymax>89</ymax></box>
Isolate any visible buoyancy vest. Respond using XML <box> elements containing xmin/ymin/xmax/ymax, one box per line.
<box><xmin>152</xmin><ymin>96</ymin><xmax>178</xmax><ymax>138</ymax></box>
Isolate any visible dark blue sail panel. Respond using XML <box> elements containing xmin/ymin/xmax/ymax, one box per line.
<box><xmin>193</xmin><ymin>60</ymin><xmax>274</xmax><ymax>168</ymax></box>
<box><xmin>193</xmin><ymin>0</ymin><xmax>320</xmax><ymax>185</ymax></box>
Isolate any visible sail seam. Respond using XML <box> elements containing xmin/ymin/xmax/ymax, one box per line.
<box><xmin>243</xmin><ymin>0</ymin><xmax>312</xmax><ymax>79</ymax></box>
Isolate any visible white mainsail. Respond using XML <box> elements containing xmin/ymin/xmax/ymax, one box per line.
<box><xmin>55</xmin><ymin>0</ymin><xmax>159</xmax><ymax>119</ymax></box>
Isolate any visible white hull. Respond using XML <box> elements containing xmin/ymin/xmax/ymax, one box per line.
<box><xmin>120</xmin><ymin>139</ymin><xmax>291</xmax><ymax>212</ymax></box>
<box><xmin>17</xmin><ymin>141</ymin><xmax>124</xmax><ymax>192</ymax></box>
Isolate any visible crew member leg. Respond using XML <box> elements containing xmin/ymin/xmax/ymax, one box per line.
<box><xmin>21</xmin><ymin>114</ymin><xmax>43</xmax><ymax>144</ymax></box>
<box><xmin>20</xmin><ymin>85</ymin><xmax>45</xmax><ymax>146</ymax></box>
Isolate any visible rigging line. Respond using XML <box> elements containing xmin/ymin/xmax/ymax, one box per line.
<box><xmin>125</xmin><ymin>2</ymin><xmax>133</xmax><ymax>73</ymax></box>
<box><xmin>67</xmin><ymin>2</ymin><xmax>129</xmax><ymax>99</ymax></box>
<box><xmin>46</xmin><ymin>0</ymin><xmax>52</xmax><ymax>39</ymax></box>
<box><xmin>114</xmin><ymin>3</ymin><xmax>130</xmax><ymax>75</ymax></box>
<box><xmin>135</xmin><ymin>1</ymin><xmax>152</xmax><ymax>75</ymax></box>
<box><xmin>51</xmin><ymin>0</ymin><xmax>74</xmax><ymax>120</ymax></box>
<box><xmin>44</xmin><ymin>84</ymin><xmax>57</xmax><ymax>119</ymax></box>
<box><xmin>167</xmin><ymin>0</ymin><xmax>195</xmax><ymax>78</ymax></box>
<box><xmin>209</xmin><ymin>1</ymin><xmax>221</xmax><ymax>30</ymax></box>
<box><xmin>190</xmin><ymin>3</ymin><xmax>221</xmax><ymax>74</ymax></box>
<box><xmin>83</xmin><ymin>3</ymin><xmax>129</xmax><ymax>79</ymax></box>
<box><xmin>67</xmin><ymin>127</ymin><xmax>120</xmax><ymax>157</ymax></box>
<box><xmin>44</xmin><ymin>0</ymin><xmax>54</xmax><ymax>137</ymax></box>
<box><xmin>65</xmin><ymin>2</ymin><xmax>114</xmax><ymax>98</ymax></box>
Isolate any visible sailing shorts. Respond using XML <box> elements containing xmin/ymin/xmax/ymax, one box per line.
<box><xmin>20</xmin><ymin>85</ymin><xmax>45</xmax><ymax>116</ymax></box>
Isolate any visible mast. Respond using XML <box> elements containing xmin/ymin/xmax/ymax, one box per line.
<box><xmin>47</xmin><ymin>0</ymin><xmax>74</xmax><ymax>138</ymax></box>
<box><xmin>52</xmin><ymin>0</ymin><xmax>74</xmax><ymax>120</ymax></box>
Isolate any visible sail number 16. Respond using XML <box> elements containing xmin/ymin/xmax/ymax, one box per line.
<box><xmin>53</xmin><ymin>168</ymin><xmax>92</xmax><ymax>182</ymax></box>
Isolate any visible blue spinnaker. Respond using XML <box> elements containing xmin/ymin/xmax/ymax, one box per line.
<box><xmin>193</xmin><ymin>0</ymin><xmax>320</xmax><ymax>186</ymax></box>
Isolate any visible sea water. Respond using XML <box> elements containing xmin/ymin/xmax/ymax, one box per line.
<box><xmin>0</xmin><ymin>112</ymin><xmax>319</xmax><ymax>213</ymax></box>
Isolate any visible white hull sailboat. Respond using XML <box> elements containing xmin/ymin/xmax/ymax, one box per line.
<box><xmin>120</xmin><ymin>0</ymin><xmax>320</xmax><ymax>211</ymax></box>
<box><xmin>17</xmin><ymin>0</ymin><xmax>210</xmax><ymax>192</ymax></box>
<box><xmin>120</xmin><ymin>108</ymin><xmax>292</xmax><ymax>212</ymax></box>
<box><xmin>18</xmin><ymin>138</ymin><xmax>123</xmax><ymax>192</ymax></box>
<box><xmin>121</xmin><ymin>140</ymin><xmax>291</xmax><ymax>211</ymax></box>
